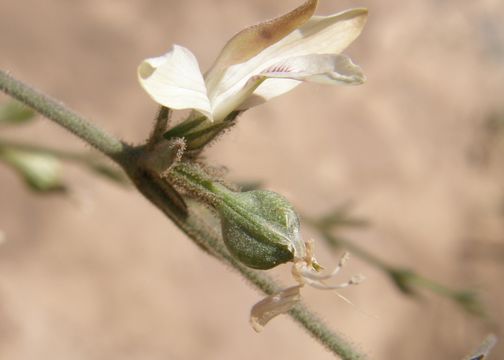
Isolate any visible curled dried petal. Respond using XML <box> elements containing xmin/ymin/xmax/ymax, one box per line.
<box><xmin>250</xmin><ymin>285</ymin><xmax>301</xmax><ymax>332</ymax></box>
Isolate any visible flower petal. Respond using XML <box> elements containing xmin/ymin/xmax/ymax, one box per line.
<box><xmin>212</xmin><ymin>76</ymin><xmax>265</xmax><ymax>121</ymax></box>
<box><xmin>206</xmin><ymin>0</ymin><xmax>318</xmax><ymax>85</ymax></box>
<box><xmin>263</xmin><ymin>53</ymin><xmax>365</xmax><ymax>84</ymax></box>
<box><xmin>212</xmin><ymin>53</ymin><xmax>364</xmax><ymax>117</ymax></box>
<box><xmin>272</xmin><ymin>8</ymin><xmax>368</xmax><ymax>59</ymax></box>
<box><xmin>237</xmin><ymin>78</ymin><xmax>301</xmax><ymax>110</ymax></box>
<box><xmin>209</xmin><ymin>8</ymin><xmax>367</xmax><ymax>116</ymax></box>
<box><xmin>235</xmin><ymin>54</ymin><xmax>364</xmax><ymax>110</ymax></box>
<box><xmin>250</xmin><ymin>285</ymin><xmax>301</xmax><ymax>332</ymax></box>
<box><xmin>138</xmin><ymin>45</ymin><xmax>212</xmax><ymax>119</ymax></box>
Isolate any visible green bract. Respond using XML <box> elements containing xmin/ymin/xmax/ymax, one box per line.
<box><xmin>216</xmin><ymin>188</ymin><xmax>305</xmax><ymax>270</ymax></box>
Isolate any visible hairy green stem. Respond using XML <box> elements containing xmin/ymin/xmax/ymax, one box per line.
<box><xmin>147</xmin><ymin>106</ymin><xmax>171</xmax><ymax>149</ymax></box>
<box><xmin>0</xmin><ymin>70</ymin><xmax>125</xmax><ymax>161</ymax></box>
<box><xmin>1</xmin><ymin>70</ymin><xmax>366</xmax><ymax>360</ymax></box>
<box><xmin>125</xmin><ymin>159</ymin><xmax>365</xmax><ymax>359</ymax></box>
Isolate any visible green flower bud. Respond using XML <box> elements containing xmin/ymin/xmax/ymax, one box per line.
<box><xmin>168</xmin><ymin>163</ymin><xmax>306</xmax><ymax>269</ymax></box>
<box><xmin>168</xmin><ymin>163</ymin><xmax>365</xmax><ymax>330</ymax></box>
<box><xmin>215</xmin><ymin>188</ymin><xmax>305</xmax><ymax>270</ymax></box>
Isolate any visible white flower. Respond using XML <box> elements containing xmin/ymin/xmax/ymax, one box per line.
<box><xmin>138</xmin><ymin>0</ymin><xmax>367</xmax><ymax>122</ymax></box>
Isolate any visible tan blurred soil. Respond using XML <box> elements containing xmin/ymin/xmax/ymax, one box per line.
<box><xmin>1</xmin><ymin>1</ymin><xmax>504</xmax><ymax>359</ymax></box>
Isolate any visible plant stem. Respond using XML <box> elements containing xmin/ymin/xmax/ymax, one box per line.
<box><xmin>290</xmin><ymin>304</ymin><xmax>363</xmax><ymax>360</ymax></box>
<box><xmin>0</xmin><ymin>138</ymin><xmax>104</xmax><ymax>162</ymax></box>
<box><xmin>1</xmin><ymin>70</ymin><xmax>366</xmax><ymax>360</ymax></box>
<box><xmin>125</xmin><ymin>159</ymin><xmax>365</xmax><ymax>359</ymax></box>
<box><xmin>0</xmin><ymin>70</ymin><xmax>126</xmax><ymax>161</ymax></box>
<box><xmin>147</xmin><ymin>106</ymin><xmax>171</xmax><ymax>149</ymax></box>
<box><xmin>310</xmin><ymin>223</ymin><xmax>485</xmax><ymax>315</ymax></box>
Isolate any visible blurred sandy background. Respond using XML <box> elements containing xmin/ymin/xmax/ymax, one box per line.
<box><xmin>1</xmin><ymin>0</ymin><xmax>504</xmax><ymax>359</ymax></box>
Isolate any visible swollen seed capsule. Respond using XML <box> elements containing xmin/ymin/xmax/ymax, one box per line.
<box><xmin>216</xmin><ymin>189</ymin><xmax>306</xmax><ymax>270</ymax></box>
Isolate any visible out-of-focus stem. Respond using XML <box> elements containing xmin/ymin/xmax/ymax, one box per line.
<box><xmin>0</xmin><ymin>70</ymin><xmax>126</xmax><ymax>161</ymax></box>
<box><xmin>308</xmin><ymin>218</ymin><xmax>484</xmax><ymax>316</ymax></box>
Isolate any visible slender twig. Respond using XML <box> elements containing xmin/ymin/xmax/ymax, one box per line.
<box><xmin>0</xmin><ymin>70</ymin><xmax>367</xmax><ymax>360</ymax></box>
<box><xmin>0</xmin><ymin>70</ymin><xmax>126</xmax><ymax>161</ymax></box>
<box><xmin>0</xmin><ymin>138</ymin><xmax>129</xmax><ymax>185</ymax></box>
<box><xmin>0</xmin><ymin>138</ymin><xmax>107</xmax><ymax>162</ymax></box>
<box><xmin>147</xmin><ymin>106</ymin><xmax>171</xmax><ymax>149</ymax></box>
<box><xmin>125</xmin><ymin>162</ymin><xmax>365</xmax><ymax>359</ymax></box>
<box><xmin>307</xmin><ymin>218</ymin><xmax>485</xmax><ymax>316</ymax></box>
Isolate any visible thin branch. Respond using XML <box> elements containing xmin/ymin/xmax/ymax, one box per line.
<box><xmin>309</xmin><ymin>223</ymin><xmax>485</xmax><ymax>317</ymax></box>
<box><xmin>0</xmin><ymin>70</ymin><xmax>126</xmax><ymax>162</ymax></box>
<box><xmin>125</xmin><ymin>162</ymin><xmax>366</xmax><ymax>359</ymax></box>
<box><xmin>0</xmin><ymin>138</ymin><xmax>107</xmax><ymax>162</ymax></box>
<box><xmin>147</xmin><ymin>106</ymin><xmax>171</xmax><ymax>149</ymax></box>
<box><xmin>0</xmin><ymin>138</ymin><xmax>130</xmax><ymax>186</ymax></box>
<box><xmin>1</xmin><ymin>70</ymin><xmax>367</xmax><ymax>360</ymax></box>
